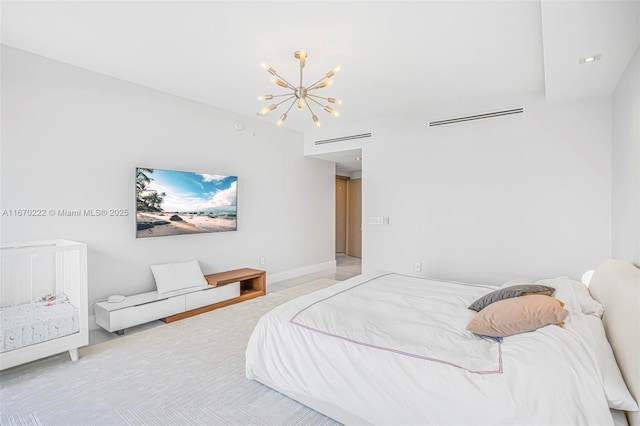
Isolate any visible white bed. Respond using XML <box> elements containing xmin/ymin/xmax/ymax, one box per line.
<box><xmin>246</xmin><ymin>260</ymin><xmax>639</xmax><ymax>425</ymax></box>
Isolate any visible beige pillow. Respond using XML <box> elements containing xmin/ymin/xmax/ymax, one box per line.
<box><xmin>467</xmin><ymin>295</ymin><xmax>568</xmax><ymax>337</ymax></box>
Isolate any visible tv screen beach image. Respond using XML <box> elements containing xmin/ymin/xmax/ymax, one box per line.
<box><xmin>136</xmin><ymin>167</ymin><xmax>237</xmax><ymax>238</ymax></box>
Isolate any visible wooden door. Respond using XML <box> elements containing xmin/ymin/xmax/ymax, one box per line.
<box><xmin>335</xmin><ymin>177</ymin><xmax>348</xmax><ymax>253</ymax></box>
<box><xmin>346</xmin><ymin>178</ymin><xmax>362</xmax><ymax>258</ymax></box>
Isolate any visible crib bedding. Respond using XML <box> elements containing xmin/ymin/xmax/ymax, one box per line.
<box><xmin>246</xmin><ymin>273</ymin><xmax>615</xmax><ymax>425</ymax></box>
<box><xmin>0</xmin><ymin>301</ymin><xmax>79</xmax><ymax>353</ymax></box>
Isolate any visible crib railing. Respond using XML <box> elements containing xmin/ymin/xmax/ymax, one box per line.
<box><xmin>0</xmin><ymin>240</ymin><xmax>87</xmax><ymax>309</ymax></box>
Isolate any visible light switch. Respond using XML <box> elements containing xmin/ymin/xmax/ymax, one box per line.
<box><xmin>368</xmin><ymin>216</ymin><xmax>384</xmax><ymax>225</ymax></box>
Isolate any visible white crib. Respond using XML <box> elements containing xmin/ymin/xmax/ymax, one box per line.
<box><xmin>0</xmin><ymin>240</ymin><xmax>88</xmax><ymax>370</ymax></box>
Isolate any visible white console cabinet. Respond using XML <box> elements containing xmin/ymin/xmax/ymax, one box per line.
<box><xmin>95</xmin><ymin>268</ymin><xmax>265</xmax><ymax>334</ymax></box>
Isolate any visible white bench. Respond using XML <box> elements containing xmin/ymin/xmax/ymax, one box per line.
<box><xmin>95</xmin><ymin>282</ymin><xmax>240</xmax><ymax>334</ymax></box>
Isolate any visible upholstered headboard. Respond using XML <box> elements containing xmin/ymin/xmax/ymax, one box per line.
<box><xmin>589</xmin><ymin>260</ymin><xmax>640</xmax><ymax>426</ymax></box>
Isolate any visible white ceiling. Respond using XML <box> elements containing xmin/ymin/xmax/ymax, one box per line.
<box><xmin>541</xmin><ymin>0</ymin><xmax>640</xmax><ymax>102</ymax></box>
<box><xmin>310</xmin><ymin>149</ymin><xmax>363</xmax><ymax>176</ymax></box>
<box><xmin>2</xmin><ymin>1</ymin><xmax>639</xmax><ymax>172</ymax></box>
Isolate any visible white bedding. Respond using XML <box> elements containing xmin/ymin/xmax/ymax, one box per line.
<box><xmin>0</xmin><ymin>301</ymin><xmax>79</xmax><ymax>353</ymax></box>
<box><xmin>246</xmin><ymin>273</ymin><xmax>615</xmax><ymax>425</ymax></box>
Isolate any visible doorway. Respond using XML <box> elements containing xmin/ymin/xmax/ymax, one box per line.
<box><xmin>335</xmin><ymin>176</ymin><xmax>348</xmax><ymax>254</ymax></box>
<box><xmin>335</xmin><ymin>175</ymin><xmax>361</xmax><ymax>259</ymax></box>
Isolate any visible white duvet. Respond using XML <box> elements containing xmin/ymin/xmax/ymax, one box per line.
<box><xmin>246</xmin><ymin>273</ymin><xmax>614</xmax><ymax>425</ymax></box>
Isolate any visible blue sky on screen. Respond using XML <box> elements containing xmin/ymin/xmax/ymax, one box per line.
<box><xmin>143</xmin><ymin>168</ymin><xmax>237</xmax><ymax>213</ymax></box>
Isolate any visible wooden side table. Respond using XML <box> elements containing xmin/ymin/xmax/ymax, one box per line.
<box><xmin>162</xmin><ymin>268</ymin><xmax>266</xmax><ymax>323</ymax></box>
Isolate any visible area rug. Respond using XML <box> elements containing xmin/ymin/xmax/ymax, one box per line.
<box><xmin>0</xmin><ymin>279</ymin><xmax>341</xmax><ymax>426</ymax></box>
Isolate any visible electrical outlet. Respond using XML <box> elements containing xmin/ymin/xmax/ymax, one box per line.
<box><xmin>259</xmin><ymin>256</ymin><xmax>265</xmax><ymax>266</ymax></box>
<box><xmin>414</xmin><ymin>262</ymin><xmax>422</xmax><ymax>272</ymax></box>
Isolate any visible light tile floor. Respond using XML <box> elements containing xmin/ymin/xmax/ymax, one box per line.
<box><xmin>267</xmin><ymin>254</ymin><xmax>361</xmax><ymax>293</ymax></box>
<box><xmin>90</xmin><ymin>254</ymin><xmax>361</xmax><ymax>345</ymax></box>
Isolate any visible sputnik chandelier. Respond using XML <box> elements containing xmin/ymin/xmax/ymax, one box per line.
<box><xmin>258</xmin><ymin>50</ymin><xmax>342</xmax><ymax>127</ymax></box>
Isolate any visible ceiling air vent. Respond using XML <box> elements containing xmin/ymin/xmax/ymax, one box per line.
<box><xmin>429</xmin><ymin>107</ymin><xmax>524</xmax><ymax>127</ymax></box>
<box><xmin>314</xmin><ymin>133</ymin><xmax>372</xmax><ymax>145</ymax></box>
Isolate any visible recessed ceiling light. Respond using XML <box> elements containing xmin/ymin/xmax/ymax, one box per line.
<box><xmin>579</xmin><ymin>54</ymin><xmax>601</xmax><ymax>64</ymax></box>
<box><xmin>355</xmin><ymin>157</ymin><xmax>362</xmax><ymax>161</ymax></box>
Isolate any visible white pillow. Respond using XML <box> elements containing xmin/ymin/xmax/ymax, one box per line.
<box><xmin>501</xmin><ymin>278</ymin><xmax>533</xmax><ymax>288</ymax></box>
<box><xmin>572</xmin><ymin>279</ymin><xmax>605</xmax><ymax>317</ymax></box>
<box><xmin>580</xmin><ymin>315</ymin><xmax>638</xmax><ymax>411</ymax></box>
<box><xmin>150</xmin><ymin>260</ymin><xmax>208</xmax><ymax>294</ymax></box>
<box><xmin>538</xmin><ymin>277</ymin><xmax>604</xmax><ymax>317</ymax></box>
<box><xmin>538</xmin><ymin>277</ymin><xmax>582</xmax><ymax>314</ymax></box>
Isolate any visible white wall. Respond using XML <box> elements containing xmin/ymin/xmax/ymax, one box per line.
<box><xmin>1</xmin><ymin>46</ymin><xmax>335</xmax><ymax>305</ymax></box>
<box><xmin>612</xmin><ymin>46</ymin><xmax>640</xmax><ymax>265</ymax></box>
<box><xmin>306</xmin><ymin>93</ymin><xmax>612</xmax><ymax>284</ymax></box>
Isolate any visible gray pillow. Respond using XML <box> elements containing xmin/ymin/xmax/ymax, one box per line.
<box><xmin>467</xmin><ymin>284</ymin><xmax>556</xmax><ymax>312</ymax></box>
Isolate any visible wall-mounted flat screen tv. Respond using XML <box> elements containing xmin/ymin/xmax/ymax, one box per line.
<box><xmin>136</xmin><ymin>167</ymin><xmax>237</xmax><ymax>238</ymax></box>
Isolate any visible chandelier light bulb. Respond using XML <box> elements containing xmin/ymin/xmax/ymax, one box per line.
<box><xmin>276</xmin><ymin>113</ymin><xmax>288</xmax><ymax>126</ymax></box>
<box><xmin>258</xmin><ymin>104</ymin><xmax>277</xmax><ymax>116</ymax></box>
<box><xmin>295</xmin><ymin>50</ymin><xmax>307</xmax><ymax>67</ymax></box>
<box><xmin>326</xmin><ymin>66</ymin><xmax>341</xmax><ymax>78</ymax></box>
<box><xmin>324</xmin><ymin>106</ymin><xmax>340</xmax><ymax>117</ymax></box>
<box><xmin>258</xmin><ymin>50</ymin><xmax>341</xmax><ymax>127</ymax></box>
<box><xmin>314</xmin><ymin>79</ymin><xmax>333</xmax><ymax>89</ymax></box>
<box><xmin>262</xmin><ymin>63</ymin><xmax>278</xmax><ymax>75</ymax></box>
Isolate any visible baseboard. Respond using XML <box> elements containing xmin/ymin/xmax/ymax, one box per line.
<box><xmin>267</xmin><ymin>260</ymin><xmax>337</xmax><ymax>284</ymax></box>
